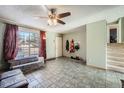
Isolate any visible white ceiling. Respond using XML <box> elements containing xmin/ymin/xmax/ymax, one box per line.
<box><xmin>0</xmin><ymin>5</ymin><xmax>120</xmax><ymax>33</ymax></box>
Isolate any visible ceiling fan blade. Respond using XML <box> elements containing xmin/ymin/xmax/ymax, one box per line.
<box><xmin>58</xmin><ymin>12</ymin><xmax>71</xmax><ymax>18</ymax></box>
<box><xmin>34</xmin><ymin>16</ymin><xmax>48</xmax><ymax>19</ymax></box>
<box><xmin>38</xmin><ymin>16</ymin><xmax>48</xmax><ymax>19</ymax></box>
<box><xmin>57</xmin><ymin>19</ymin><xmax>66</xmax><ymax>25</ymax></box>
<box><xmin>41</xmin><ymin>5</ymin><xmax>50</xmax><ymax>13</ymax></box>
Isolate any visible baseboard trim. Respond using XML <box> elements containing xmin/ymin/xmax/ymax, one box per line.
<box><xmin>87</xmin><ymin>64</ymin><xmax>107</xmax><ymax>70</ymax></box>
<box><xmin>45</xmin><ymin>58</ymin><xmax>56</xmax><ymax>61</ymax></box>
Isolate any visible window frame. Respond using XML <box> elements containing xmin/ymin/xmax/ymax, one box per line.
<box><xmin>16</xmin><ymin>27</ymin><xmax>40</xmax><ymax>59</ymax></box>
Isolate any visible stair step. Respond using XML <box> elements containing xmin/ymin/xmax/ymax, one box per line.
<box><xmin>107</xmin><ymin>47</ymin><xmax>124</xmax><ymax>49</ymax></box>
<box><xmin>107</xmin><ymin>54</ymin><xmax>124</xmax><ymax>58</ymax></box>
<box><xmin>107</xmin><ymin>49</ymin><xmax>124</xmax><ymax>52</ymax></box>
<box><xmin>107</xmin><ymin>43</ymin><xmax>124</xmax><ymax>46</ymax></box>
<box><xmin>107</xmin><ymin>56</ymin><xmax>124</xmax><ymax>62</ymax></box>
<box><xmin>107</xmin><ymin>43</ymin><xmax>124</xmax><ymax>73</ymax></box>
<box><xmin>107</xmin><ymin>65</ymin><xmax>124</xmax><ymax>73</ymax></box>
<box><xmin>107</xmin><ymin>52</ymin><xmax>124</xmax><ymax>56</ymax></box>
<box><xmin>108</xmin><ymin>60</ymin><xmax>124</xmax><ymax>67</ymax></box>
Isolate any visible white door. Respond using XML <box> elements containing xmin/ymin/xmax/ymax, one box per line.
<box><xmin>56</xmin><ymin>37</ymin><xmax>62</xmax><ymax>57</ymax></box>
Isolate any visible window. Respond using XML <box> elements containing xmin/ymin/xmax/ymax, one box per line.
<box><xmin>16</xmin><ymin>30</ymin><xmax>40</xmax><ymax>59</ymax></box>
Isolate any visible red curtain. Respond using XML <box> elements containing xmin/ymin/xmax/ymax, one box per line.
<box><xmin>39</xmin><ymin>31</ymin><xmax>46</xmax><ymax>59</ymax></box>
<box><xmin>3</xmin><ymin>23</ymin><xmax>18</xmax><ymax>61</ymax></box>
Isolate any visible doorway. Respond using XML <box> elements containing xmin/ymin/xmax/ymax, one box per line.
<box><xmin>56</xmin><ymin>36</ymin><xmax>62</xmax><ymax>57</ymax></box>
<box><xmin>110</xmin><ymin>28</ymin><xmax>117</xmax><ymax>43</ymax></box>
<box><xmin>107</xmin><ymin>24</ymin><xmax>119</xmax><ymax>43</ymax></box>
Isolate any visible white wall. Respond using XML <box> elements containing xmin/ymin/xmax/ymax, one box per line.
<box><xmin>119</xmin><ymin>17</ymin><xmax>124</xmax><ymax>43</ymax></box>
<box><xmin>63</xmin><ymin>25</ymin><xmax>86</xmax><ymax>61</ymax></box>
<box><xmin>0</xmin><ymin>22</ymin><xmax>5</xmax><ymax>69</ymax></box>
<box><xmin>46</xmin><ymin>32</ymin><xmax>62</xmax><ymax>59</ymax></box>
<box><xmin>86</xmin><ymin>20</ymin><xmax>107</xmax><ymax>69</ymax></box>
<box><xmin>119</xmin><ymin>18</ymin><xmax>122</xmax><ymax>43</ymax></box>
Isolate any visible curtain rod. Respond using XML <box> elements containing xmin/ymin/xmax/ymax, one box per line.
<box><xmin>0</xmin><ymin>17</ymin><xmax>46</xmax><ymax>32</ymax></box>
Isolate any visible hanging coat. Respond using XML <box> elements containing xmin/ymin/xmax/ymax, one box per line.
<box><xmin>66</xmin><ymin>40</ymin><xmax>69</xmax><ymax>51</ymax></box>
<box><xmin>70</xmin><ymin>39</ymin><xmax>75</xmax><ymax>53</ymax></box>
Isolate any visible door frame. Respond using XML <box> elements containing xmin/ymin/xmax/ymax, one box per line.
<box><xmin>107</xmin><ymin>24</ymin><xmax>119</xmax><ymax>43</ymax></box>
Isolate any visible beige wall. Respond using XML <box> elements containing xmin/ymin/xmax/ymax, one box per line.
<box><xmin>86</xmin><ymin>20</ymin><xmax>107</xmax><ymax>69</ymax></box>
<box><xmin>63</xmin><ymin>25</ymin><xmax>86</xmax><ymax>61</ymax></box>
<box><xmin>46</xmin><ymin>32</ymin><xmax>62</xmax><ymax>59</ymax></box>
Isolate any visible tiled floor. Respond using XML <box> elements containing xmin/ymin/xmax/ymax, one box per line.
<box><xmin>25</xmin><ymin>57</ymin><xmax>124</xmax><ymax>88</ymax></box>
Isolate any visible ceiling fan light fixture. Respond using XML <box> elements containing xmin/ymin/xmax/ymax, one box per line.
<box><xmin>38</xmin><ymin>6</ymin><xmax>70</xmax><ymax>26</ymax></box>
<box><xmin>48</xmin><ymin>18</ymin><xmax>57</xmax><ymax>26</ymax></box>
<box><xmin>53</xmin><ymin>19</ymin><xmax>57</xmax><ymax>25</ymax></box>
<box><xmin>48</xmin><ymin>19</ymin><xmax>52</xmax><ymax>25</ymax></box>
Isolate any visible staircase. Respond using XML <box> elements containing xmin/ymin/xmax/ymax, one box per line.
<box><xmin>107</xmin><ymin>43</ymin><xmax>124</xmax><ymax>73</ymax></box>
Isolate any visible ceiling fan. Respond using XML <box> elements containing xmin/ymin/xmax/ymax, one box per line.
<box><xmin>35</xmin><ymin>5</ymin><xmax>71</xmax><ymax>26</ymax></box>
